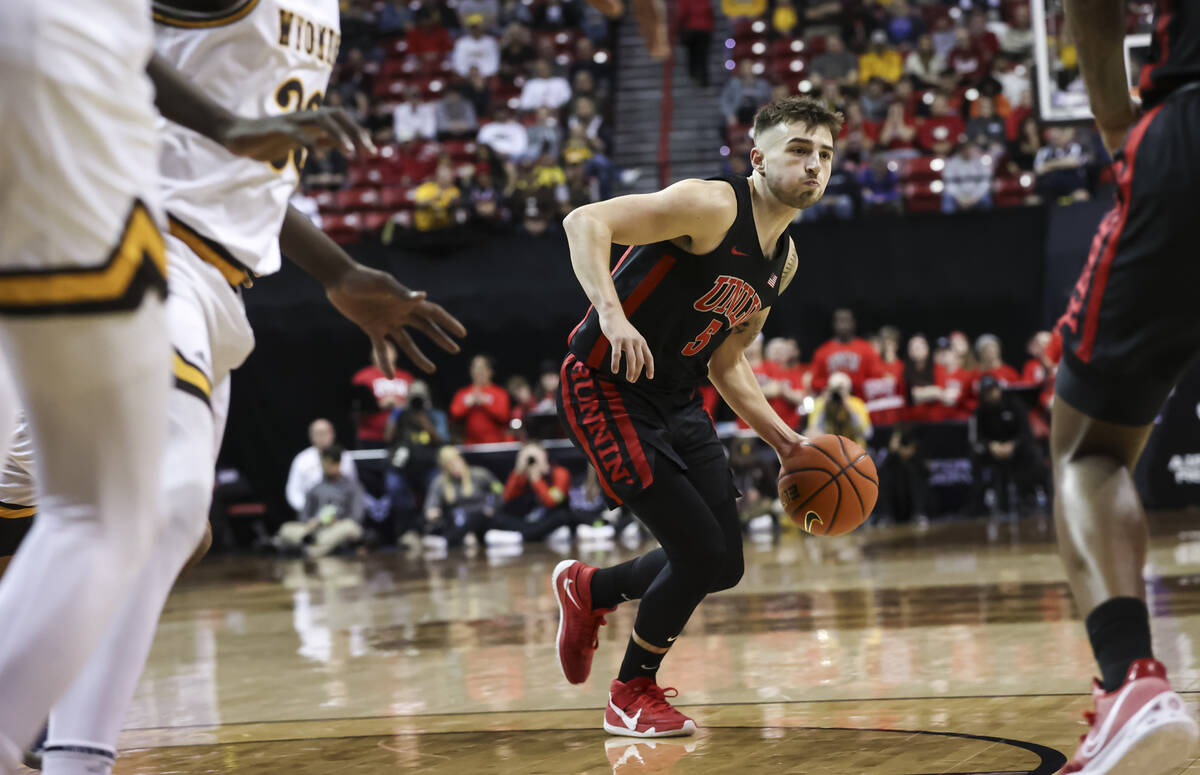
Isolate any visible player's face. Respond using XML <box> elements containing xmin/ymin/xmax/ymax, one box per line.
<box><xmin>756</xmin><ymin>122</ymin><xmax>835</xmax><ymax>210</ymax></box>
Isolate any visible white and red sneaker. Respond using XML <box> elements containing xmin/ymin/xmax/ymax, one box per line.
<box><xmin>552</xmin><ymin>559</ymin><xmax>615</xmax><ymax>684</ymax></box>
<box><xmin>1061</xmin><ymin>659</ymin><xmax>1199</xmax><ymax>774</ymax></box>
<box><xmin>604</xmin><ymin>677</ymin><xmax>697</xmax><ymax>738</ymax></box>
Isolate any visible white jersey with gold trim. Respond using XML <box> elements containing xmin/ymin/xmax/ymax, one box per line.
<box><xmin>0</xmin><ymin>417</ymin><xmax>35</xmax><ymax>511</ymax></box>
<box><xmin>152</xmin><ymin>0</ymin><xmax>340</xmax><ymax>278</ymax></box>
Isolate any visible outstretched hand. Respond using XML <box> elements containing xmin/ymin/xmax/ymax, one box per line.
<box><xmin>326</xmin><ymin>266</ymin><xmax>467</xmax><ymax>375</ymax></box>
<box><xmin>219</xmin><ymin>108</ymin><xmax>377</xmax><ymax>162</ymax></box>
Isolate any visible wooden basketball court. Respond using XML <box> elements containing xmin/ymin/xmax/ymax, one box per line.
<box><xmin>114</xmin><ymin>514</ymin><xmax>1200</xmax><ymax>774</ymax></box>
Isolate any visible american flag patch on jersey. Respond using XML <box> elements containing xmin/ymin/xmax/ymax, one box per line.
<box><xmin>767</xmin><ymin>273</ymin><xmax>778</xmax><ymax>288</ymax></box>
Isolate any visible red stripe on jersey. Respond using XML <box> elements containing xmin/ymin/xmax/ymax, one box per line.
<box><xmin>567</xmin><ymin>245</ymin><xmax>637</xmax><ymax>347</ymax></box>
<box><xmin>585</xmin><ymin>254</ymin><xmax>678</xmax><ymax>369</ymax></box>
<box><xmin>1139</xmin><ymin>0</ymin><xmax>1174</xmax><ymax>92</ymax></box>
<box><xmin>1076</xmin><ymin>105</ymin><xmax>1164</xmax><ymax>362</ymax></box>
<box><xmin>559</xmin><ymin>355</ymin><xmax>621</xmax><ymax>502</ymax></box>
<box><xmin>598</xmin><ymin>381</ymin><xmax>654</xmax><ymax>487</ymax></box>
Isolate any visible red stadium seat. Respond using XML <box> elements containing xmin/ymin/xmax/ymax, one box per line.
<box><xmin>805</xmin><ymin>35</ymin><xmax>828</xmax><ymax>56</ymax></box>
<box><xmin>320</xmin><ymin>212</ymin><xmax>363</xmax><ymax>243</ymax></box>
<box><xmin>379</xmin><ymin>186</ymin><xmax>414</xmax><ymax>209</ymax></box>
<box><xmin>770</xmin><ymin>38</ymin><xmax>806</xmax><ymax>57</ymax></box>
<box><xmin>335</xmin><ymin>187</ymin><xmax>384</xmax><ymax>210</ymax></box>
<box><xmin>381</xmin><ymin>37</ymin><xmax>408</xmax><ymax>57</ymax></box>
<box><xmin>311</xmin><ymin>190</ymin><xmax>338</xmax><ymax>210</ymax></box>
<box><xmin>904</xmin><ymin>181</ymin><xmax>944</xmax><ymax>212</ymax></box>
<box><xmin>993</xmin><ymin>173</ymin><xmax>1036</xmax><ymax>208</ymax></box>
<box><xmin>360</xmin><ymin>211</ymin><xmax>393</xmax><ymax>232</ymax></box>
<box><xmin>900</xmin><ymin>156</ymin><xmax>947</xmax><ymax>182</ymax></box>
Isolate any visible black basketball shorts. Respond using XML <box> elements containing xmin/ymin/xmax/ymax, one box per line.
<box><xmin>1055</xmin><ymin>87</ymin><xmax>1200</xmax><ymax>426</ymax></box>
<box><xmin>556</xmin><ymin>353</ymin><xmax>730</xmax><ymax>508</ymax></box>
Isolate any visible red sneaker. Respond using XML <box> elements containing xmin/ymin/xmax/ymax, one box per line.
<box><xmin>1061</xmin><ymin>659</ymin><xmax>1199</xmax><ymax>774</ymax></box>
<box><xmin>604</xmin><ymin>677</ymin><xmax>697</xmax><ymax>738</ymax></box>
<box><xmin>605</xmin><ymin>736</ymin><xmax>698</xmax><ymax>772</ymax></box>
<box><xmin>552</xmin><ymin>559</ymin><xmax>614</xmax><ymax>684</ymax></box>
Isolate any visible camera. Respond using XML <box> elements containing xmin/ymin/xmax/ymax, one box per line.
<box><xmin>409</xmin><ymin>395</ymin><xmax>427</xmax><ymax>412</ymax></box>
<box><xmin>828</xmin><ymin>389</ymin><xmax>843</xmax><ymax>406</ymax></box>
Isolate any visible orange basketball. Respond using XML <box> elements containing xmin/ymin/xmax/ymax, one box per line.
<box><xmin>778</xmin><ymin>434</ymin><xmax>878</xmax><ymax>536</ymax></box>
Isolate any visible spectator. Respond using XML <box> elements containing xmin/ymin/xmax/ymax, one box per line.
<box><xmin>860</xmin><ymin>77</ymin><xmax>891</xmax><ymax>122</ymax></box>
<box><xmin>838</xmin><ymin>102</ymin><xmax>878</xmax><ymax>162</ymax></box>
<box><xmin>904</xmin><ymin>334</ymin><xmax>950</xmax><ymax>422</ymax></box>
<box><xmin>806</xmin><ymin>160</ymin><xmax>859</xmax><ymax>219</ymax></box>
<box><xmin>940</xmin><ymin>345</ymin><xmax>976</xmax><ymax>419</ymax></box>
<box><xmin>435</xmin><ymin>87</ymin><xmax>479</xmax><ymax>139</ymax></box>
<box><xmin>499</xmin><ymin>22</ymin><xmax>537</xmax><ymax>79</ymax></box>
<box><xmin>1023</xmin><ymin>331</ymin><xmax>1055</xmax><ymax>385</ymax></box>
<box><xmin>490</xmin><ymin>442</ymin><xmax>578</xmax><ymax>544</ymax></box>
<box><xmin>942</xmin><ymin>143</ymin><xmax>993</xmax><ymax>213</ymax></box>
<box><xmin>524</xmin><ymin>106</ymin><xmax>562</xmax><ymax>160</ymax></box>
<box><xmin>885</xmin><ymin>0</ymin><xmax>926</xmax><ymax>46</ymax></box>
<box><xmin>878</xmin><ymin>101</ymin><xmax>918</xmax><ymax>155</ymax></box>
<box><xmin>413</xmin><ymin>164</ymin><xmax>462</xmax><ymax>231</ymax></box>
<box><xmin>393</xmin><ymin>85</ymin><xmax>438</xmax><ymax>143</ymax></box>
<box><xmin>773</xmin><ymin>0</ymin><xmax>800</xmax><ymax>36</ymax></box>
<box><xmin>858</xmin><ymin>156</ymin><xmax>902</xmax><ymax>214</ymax></box>
<box><xmin>918</xmin><ymin>91</ymin><xmax>965</xmax><ymax>156</ymax></box>
<box><xmin>810</xmin><ymin>308</ymin><xmax>883</xmax><ymax>397</ymax></box>
<box><xmin>947</xmin><ymin>26</ymin><xmax>985</xmax><ymax>86</ymax></box>
<box><xmin>350</xmin><ymin>347</ymin><xmax>414</xmax><ymax>446</ymax></box>
<box><xmin>950</xmin><ymin>329</ymin><xmax>978</xmax><ymax>370</ymax></box>
<box><xmin>507</xmin><ymin>374</ymin><xmax>537</xmax><ymax>433</ymax></box>
<box><xmin>500</xmin><ymin>0</ymin><xmax>534</xmax><ymax>26</ymax></box>
<box><xmin>468</xmin><ymin>167</ymin><xmax>509</xmax><ymax>223</ymax></box>
<box><xmin>808</xmin><ymin>372</ymin><xmax>873</xmax><ymax>447</ymax></box>
<box><xmin>677</xmin><ymin>0</ymin><xmax>714</xmax><ymax>87</ymax></box>
<box><xmin>378</xmin><ymin>0</ymin><xmax>413</xmax><ymax>34</ymax></box>
<box><xmin>520</xmin><ymin>58</ymin><xmax>572</xmax><ymax>111</ymax></box>
<box><xmin>964</xmin><ymin>96</ymin><xmax>1008</xmax><ymax>153</ymax></box>
<box><xmin>275</xmin><ymin>445</ymin><xmax>366</xmax><ymax>557</ymax></box>
<box><xmin>406</xmin><ymin>8</ymin><xmax>453</xmax><ymax>65</ymax></box>
<box><xmin>974</xmin><ymin>333</ymin><xmax>1020</xmax><ymax>387</ymax></box>
<box><xmin>285</xmin><ymin>419</ymin><xmax>358</xmax><ymax>514</ymax></box>
<box><xmin>477</xmin><ymin>106</ymin><xmax>529</xmax><ymax>159</ymax></box>
<box><xmin>461</xmin><ymin>66</ymin><xmax>494</xmax><ymax>117</ymax></box>
<box><xmin>968</xmin><ymin>376</ymin><xmax>1036</xmax><ymax>515</ymax></box>
<box><xmin>458</xmin><ymin>0</ymin><xmax>501</xmax><ymax>29</ymax></box>
<box><xmin>757</xmin><ymin>337</ymin><xmax>808</xmax><ymax>430</ymax></box>
<box><xmin>809</xmin><ymin>34</ymin><xmax>859</xmax><ymax>86</ymax></box>
<box><xmin>931</xmin><ymin>16</ymin><xmax>957</xmax><ymax>59</ymax></box>
<box><xmin>893</xmin><ymin>75</ymin><xmax>923</xmax><ymax>119</ymax></box>
<box><xmin>333</xmin><ymin>49</ymin><xmax>374</xmax><ymax>116</ymax></box>
<box><xmin>533</xmin><ymin>0</ymin><xmax>580</xmax><ymax>30</ymax></box>
<box><xmin>904</xmin><ymin>33</ymin><xmax>948</xmax><ymax>90</ymax></box>
<box><xmin>422</xmin><ymin>446</ymin><xmax>502</xmax><ymax>549</ymax></box>
<box><xmin>880</xmin><ymin>422</ymin><xmax>928</xmax><ymax>524</ymax></box>
<box><xmin>1034</xmin><ymin>127</ymin><xmax>1089</xmax><ymax>202</ymax></box>
<box><xmin>968</xmin><ymin>9</ymin><xmax>1001</xmax><ymax>64</ymax></box>
<box><xmin>865</xmin><ymin>326</ymin><xmax>906</xmax><ymax>426</ymax></box>
<box><xmin>721</xmin><ymin>60</ymin><xmax>773</xmax><ymax>126</ymax></box>
<box><xmin>1008</xmin><ymin>115</ymin><xmax>1042</xmax><ymax>173</ymax></box>
<box><xmin>453</xmin><ymin>14</ymin><xmax>500</xmax><ymax>77</ymax></box>
<box><xmin>385</xmin><ymin>380</ymin><xmax>449</xmax><ymax>540</ymax></box>
<box><xmin>571</xmin><ymin>40</ymin><xmax>610</xmax><ymax>89</ymax></box>
<box><xmin>450</xmin><ymin>354</ymin><xmax>512</xmax><ymax>444</ymax></box>
<box><xmin>568</xmin><ymin>95</ymin><xmax>608</xmax><ymax>147</ymax></box>
<box><xmin>999</xmin><ymin>4</ymin><xmax>1034</xmax><ymax>58</ymax></box>
<box><xmin>859</xmin><ymin>30</ymin><xmax>903</xmax><ymax>84</ymax></box>
<box><xmin>521</xmin><ymin>361</ymin><xmax>566</xmax><ymax>439</ymax></box>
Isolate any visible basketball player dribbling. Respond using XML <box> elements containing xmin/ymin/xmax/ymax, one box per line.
<box><xmin>552</xmin><ymin>96</ymin><xmax>840</xmax><ymax>737</ymax></box>
<box><xmin>1051</xmin><ymin>0</ymin><xmax>1200</xmax><ymax>772</ymax></box>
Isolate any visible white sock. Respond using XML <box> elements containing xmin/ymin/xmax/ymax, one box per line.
<box><xmin>41</xmin><ymin>745</ymin><xmax>114</xmax><ymax>775</ymax></box>
<box><xmin>0</xmin><ymin>304</ymin><xmax>169</xmax><ymax>758</ymax></box>
<box><xmin>48</xmin><ymin>384</ymin><xmax>216</xmax><ymax>759</ymax></box>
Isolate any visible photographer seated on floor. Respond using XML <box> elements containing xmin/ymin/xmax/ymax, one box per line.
<box><xmin>423</xmin><ymin>446</ymin><xmax>503</xmax><ymax>551</ymax></box>
<box><xmin>385</xmin><ymin>380</ymin><xmax>450</xmax><ymax>548</ymax></box>
<box><xmin>485</xmin><ymin>441</ymin><xmax>580</xmax><ymax>547</ymax></box>
<box><xmin>807</xmin><ymin>371</ymin><xmax>873</xmax><ymax>448</ymax></box>
<box><xmin>274</xmin><ymin>445</ymin><xmax>366</xmax><ymax>558</ymax></box>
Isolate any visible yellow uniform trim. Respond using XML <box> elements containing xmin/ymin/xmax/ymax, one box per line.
<box><xmin>153</xmin><ymin>0</ymin><xmax>260</xmax><ymax>28</ymax></box>
<box><xmin>173</xmin><ymin>349</ymin><xmax>213</xmax><ymax>406</ymax></box>
<box><xmin>167</xmin><ymin>216</ymin><xmax>254</xmax><ymax>288</ymax></box>
<box><xmin>0</xmin><ymin>506</ymin><xmax>34</xmax><ymax>520</ymax></box>
<box><xmin>0</xmin><ymin>201</ymin><xmax>166</xmax><ymax>313</ymax></box>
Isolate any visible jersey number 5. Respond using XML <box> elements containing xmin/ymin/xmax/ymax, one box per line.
<box><xmin>269</xmin><ymin>78</ymin><xmax>324</xmax><ymax>174</ymax></box>
<box><xmin>682</xmin><ymin>320</ymin><xmax>723</xmax><ymax>357</ymax></box>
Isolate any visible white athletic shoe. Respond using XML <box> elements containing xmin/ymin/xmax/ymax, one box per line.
<box><xmin>484</xmin><ymin>529</ymin><xmax>524</xmax><ymax>547</ymax></box>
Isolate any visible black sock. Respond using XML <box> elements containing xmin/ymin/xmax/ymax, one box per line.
<box><xmin>1086</xmin><ymin>597</ymin><xmax>1154</xmax><ymax>692</ymax></box>
<box><xmin>617</xmin><ymin>636</ymin><xmax>668</xmax><ymax>683</ymax></box>
<box><xmin>590</xmin><ymin>549</ymin><xmax>669</xmax><ymax>610</ymax></box>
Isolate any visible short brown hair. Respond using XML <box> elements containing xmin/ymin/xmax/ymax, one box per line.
<box><xmin>752</xmin><ymin>95</ymin><xmax>844</xmax><ymax>143</ymax></box>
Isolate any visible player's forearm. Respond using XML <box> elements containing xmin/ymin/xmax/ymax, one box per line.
<box><xmin>280</xmin><ymin>205</ymin><xmax>358</xmax><ymax>287</ymax></box>
<box><xmin>710</xmin><ymin>356</ymin><xmax>799</xmax><ymax>452</ymax></box>
<box><xmin>1064</xmin><ymin>0</ymin><xmax>1137</xmax><ymax>129</ymax></box>
<box><xmin>147</xmin><ymin>53</ymin><xmax>237</xmax><ymax>143</ymax></box>
<box><xmin>562</xmin><ymin>209</ymin><xmax>624</xmax><ymax>319</ymax></box>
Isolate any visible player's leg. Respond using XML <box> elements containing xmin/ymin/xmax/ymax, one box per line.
<box><xmin>42</xmin><ymin>278</ymin><xmax>231</xmax><ymax>775</ymax></box>
<box><xmin>0</xmin><ymin>3</ymin><xmax>169</xmax><ymax>765</ymax></box>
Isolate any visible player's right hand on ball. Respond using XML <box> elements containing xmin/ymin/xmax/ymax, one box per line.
<box><xmin>600</xmin><ymin>313</ymin><xmax>654</xmax><ymax>382</ymax></box>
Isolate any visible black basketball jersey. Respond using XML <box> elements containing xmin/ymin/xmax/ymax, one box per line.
<box><xmin>1139</xmin><ymin>0</ymin><xmax>1200</xmax><ymax>108</ymax></box>
<box><xmin>568</xmin><ymin>175</ymin><xmax>791</xmax><ymax>394</ymax></box>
